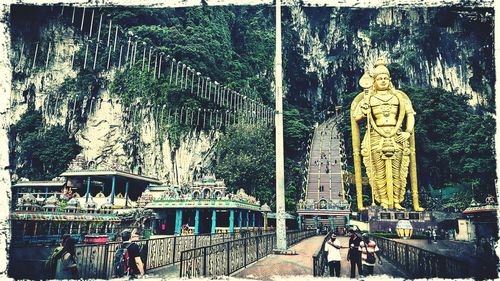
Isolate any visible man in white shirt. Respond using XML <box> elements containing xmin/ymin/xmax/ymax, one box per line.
<box><xmin>324</xmin><ymin>233</ymin><xmax>342</xmax><ymax>277</ymax></box>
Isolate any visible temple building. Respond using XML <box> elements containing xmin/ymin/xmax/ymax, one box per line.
<box><xmin>457</xmin><ymin>195</ymin><xmax>498</xmax><ymax>242</ymax></box>
<box><xmin>10</xmin><ymin>161</ymin><xmax>162</xmax><ymax>244</ymax></box>
<box><xmin>10</xmin><ymin>162</ymin><xmax>273</xmax><ymax>243</ymax></box>
<box><xmin>144</xmin><ymin>175</ymin><xmax>267</xmax><ymax>235</ymax></box>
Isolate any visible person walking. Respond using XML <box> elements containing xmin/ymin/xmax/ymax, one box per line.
<box><xmin>359</xmin><ymin>233</ymin><xmax>382</xmax><ymax>276</ymax></box>
<box><xmin>347</xmin><ymin>230</ymin><xmax>363</xmax><ymax>278</ymax></box>
<box><xmin>324</xmin><ymin>233</ymin><xmax>342</xmax><ymax>277</ymax></box>
<box><xmin>432</xmin><ymin>228</ymin><xmax>437</xmax><ymax>243</ymax></box>
<box><xmin>54</xmin><ymin>234</ymin><xmax>79</xmax><ymax>279</ymax></box>
<box><xmin>426</xmin><ymin>228</ymin><xmax>432</xmax><ymax>244</ymax></box>
<box><xmin>118</xmin><ymin>229</ymin><xmax>145</xmax><ymax>278</ymax></box>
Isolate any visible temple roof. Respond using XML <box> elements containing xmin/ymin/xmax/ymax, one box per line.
<box><xmin>13</xmin><ymin>181</ymin><xmax>66</xmax><ymax>188</ymax></box>
<box><xmin>60</xmin><ymin>169</ymin><xmax>162</xmax><ymax>185</ymax></box>
<box><xmin>146</xmin><ymin>199</ymin><xmax>261</xmax><ymax>211</ymax></box>
<box><xmin>11</xmin><ymin>211</ymin><xmax>121</xmax><ymax>222</ymax></box>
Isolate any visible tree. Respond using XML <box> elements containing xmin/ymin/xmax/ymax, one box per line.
<box><xmin>10</xmin><ymin>110</ymin><xmax>81</xmax><ymax>181</ymax></box>
<box><xmin>215</xmin><ymin>123</ymin><xmax>275</xmax><ymax>208</ymax></box>
<box><xmin>283</xmin><ymin>106</ymin><xmax>313</xmax><ymax>157</ymax></box>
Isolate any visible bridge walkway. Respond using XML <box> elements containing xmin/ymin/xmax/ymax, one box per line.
<box><xmin>232</xmin><ymin>236</ymin><xmax>407</xmax><ymax>280</ymax></box>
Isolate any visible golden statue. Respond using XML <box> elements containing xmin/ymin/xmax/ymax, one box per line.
<box><xmin>350</xmin><ymin>58</ymin><xmax>423</xmax><ymax>211</ymax></box>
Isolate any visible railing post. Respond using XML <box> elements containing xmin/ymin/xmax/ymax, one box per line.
<box><xmin>101</xmin><ymin>243</ymin><xmax>109</xmax><ymax>278</ymax></box>
<box><xmin>172</xmin><ymin>236</ymin><xmax>177</xmax><ymax>264</ymax></box>
<box><xmin>226</xmin><ymin>241</ymin><xmax>230</xmax><ymax>275</ymax></box>
<box><xmin>144</xmin><ymin>239</ymin><xmax>150</xmax><ymax>270</ymax></box>
<box><xmin>244</xmin><ymin>237</ymin><xmax>247</xmax><ymax>267</ymax></box>
<box><xmin>266</xmin><ymin>234</ymin><xmax>269</xmax><ymax>254</ymax></box>
<box><xmin>405</xmin><ymin>244</ymin><xmax>409</xmax><ymax>274</ymax></box>
<box><xmin>179</xmin><ymin>251</ymin><xmax>183</xmax><ymax>278</ymax></box>
<box><xmin>203</xmin><ymin>247</ymin><xmax>207</xmax><ymax>277</ymax></box>
<box><xmin>313</xmin><ymin>256</ymin><xmax>317</xmax><ymax>277</ymax></box>
<box><xmin>256</xmin><ymin>235</ymin><xmax>259</xmax><ymax>259</ymax></box>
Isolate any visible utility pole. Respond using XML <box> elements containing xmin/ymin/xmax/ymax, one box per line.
<box><xmin>275</xmin><ymin>0</ymin><xmax>287</xmax><ymax>251</ymax></box>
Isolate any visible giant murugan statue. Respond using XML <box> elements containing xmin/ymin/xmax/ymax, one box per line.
<box><xmin>351</xmin><ymin>58</ymin><xmax>423</xmax><ymax>211</ymax></box>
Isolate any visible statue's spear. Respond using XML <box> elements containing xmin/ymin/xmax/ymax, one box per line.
<box><xmin>359</xmin><ymin>73</ymin><xmax>376</xmax><ymax>207</ymax></box>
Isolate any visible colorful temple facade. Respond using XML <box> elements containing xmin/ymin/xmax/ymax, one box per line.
<box><xmin>10</xmin><ymin>159</ymin><xmax>274</xmax><ymax>243</ymax></box>
<box><xmin>10</xmin><ymin>168</ymin><xmax>160</xmax><ymax>244</ymax></box>
<box><xmin>143</xmin><ymin>176</ymin><xmax>267</xmax><ymax>235</ymax></box>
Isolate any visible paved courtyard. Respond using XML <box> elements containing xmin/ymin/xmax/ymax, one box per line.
<box><xmin>233</xmin><ymin>236</ymin><xmax>407</xmax><ymax>280</ymax></box>
<box><xmin>145</xmin><ymin>237</ymin><xmax>496</xmax><ymax>279</ymax></box>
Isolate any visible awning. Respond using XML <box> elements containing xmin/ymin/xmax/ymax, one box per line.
<box><xmin>146</xmin><ymin>199</ymin><xmax>261</xmax><ymax>211</ymax></box>
<box><xmin>463</xmin><ymin>204</ymin><xmax>498</xmax><ymax>214</ymax></box>
<box><xmin>11</xmin><ymin>212</ymin><xmax>121</xmax><ymax>222</ymax></box>
<box><xmin>267</xmin><ymin>212</ymin><xmax>296</xmax><ymax>219</ymax></box>
<box><xmin>12</xmin><ymin>181</ymin><xmax>66</xmax><ymax>188</ymax></box>
<box><xmin>296</xmin><ymin>210</ymin><xmax>351</xmax><ymax>216</ymax></box>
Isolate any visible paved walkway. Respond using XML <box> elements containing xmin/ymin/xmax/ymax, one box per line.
<box><xmin>233</xmin><ymin>236</ymin><xmax>407</xmax><ymax>280</ymax></box>
<box><xmin>146</xmin><ymin>264</ymin><xmax>179</xmax><ymax>279</ymax></box>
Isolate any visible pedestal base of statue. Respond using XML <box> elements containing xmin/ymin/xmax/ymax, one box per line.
<box><xmin>365</xmin><ymin>205</ymin><xmax>438</xmax><ymax>233</ymax></box>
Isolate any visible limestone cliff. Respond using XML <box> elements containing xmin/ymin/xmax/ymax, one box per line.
<box><xmin>284</xmin><ymin>6</ymin><xmax>494</xmax><ymax>111</ymax></box>
<box><xmin>9</xmin><ymin>13</ymin><xmax>220</xmax><ymax>185</ymax></box>
<box><xmin>7</xmin><ymin>5</ymin><xmax>495</xmax><ymax>188</ymax></box>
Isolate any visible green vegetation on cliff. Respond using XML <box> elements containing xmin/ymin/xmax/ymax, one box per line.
<box><xmin>10</xmin><ymin>5</ymin><xmax>495</xmax><ymax>213</ymax></box>
<box><xmin>10</xmin><ymin>110</ymin><xmax>82</xmax><ymax>181</ymax></box>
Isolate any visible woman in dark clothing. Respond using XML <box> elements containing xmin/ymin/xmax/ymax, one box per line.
<box><xmin>55</xmin><ymin>234</ymin><xmax>78</xmax><ymax>279</ymax></box>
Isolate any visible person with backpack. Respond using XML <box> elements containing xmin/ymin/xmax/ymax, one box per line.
<box><xmin>114</xmin><ymin>229</ymin><xmax>144</xmax><ymax>278</ymax></box>
<box><xmin>54</xmin><ymin>234</ymin><xmax>79</xmax><ymax>279</ymax></box>
<box><xmin>358</xmin><ymin>233</ymin><xmax>382</xmax><ymax>276</ymax></box>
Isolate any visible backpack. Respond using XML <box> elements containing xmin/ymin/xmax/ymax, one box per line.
<box><xmin>114</xmin><ymin>243</ymin><xmax>132</xmax><ymax>277</ymax></box>
<box><xmin>363</xmin><ymin>243</ymin><xmax>376</xmax><ymax>264</ymax></box>
<box><xmin>44</xmin><ymin>246</ymin><xmax>63</xmax><ymax>279</ymax></box>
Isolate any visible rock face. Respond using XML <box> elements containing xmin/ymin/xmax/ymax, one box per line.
<box><xmin>8</xmin><ymin>6</ymin><xmax>494</xmax><ymax>186</ymax></box>
<box><xmin>9</xmin><ymin>18</ymin><xmax>220</xmax><ymax>185</ymax></box>
<box><xmin>285</xmin><ymin>7</ymin><xmax>494</xmax><ymax>110</ymax></box>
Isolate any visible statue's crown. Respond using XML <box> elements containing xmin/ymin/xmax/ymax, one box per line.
<box><xmin>372</xmin><ymin>57</ymin><xmax>390</xmax><ymax>78</ymax></box>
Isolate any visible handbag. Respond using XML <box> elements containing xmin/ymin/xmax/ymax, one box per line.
<box><xmin>364</xmin><ymin>242</ymin><xmax>376</xmax><ymax>264</ymax></box>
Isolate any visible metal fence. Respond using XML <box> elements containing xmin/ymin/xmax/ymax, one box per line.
<box><xmin>10</xmin><ymin>231</ymin><xmax>269</xmax><ymax>279</ymax></box>
<box><xmin>75</xmin><ymin>231</ymin><xmax>271</xmax><ymax>279</ymax></box>
<box><xmin>370</xmin><ymin>235</ymin><xmax>472</xmax><ymax>279</ymax></box>
<box><xmin>312</xmin><ymin>232</ymin><xmax>332</xmax><ymax>277</ymax></box>
<box><xmin>179</xmin><ymin>229</ymin><xmax>316</xmax><ymax>278</ymax></box>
